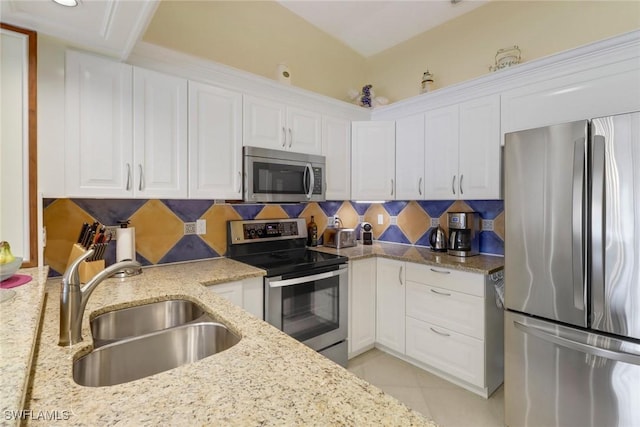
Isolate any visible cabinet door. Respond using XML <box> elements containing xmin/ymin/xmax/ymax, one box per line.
<box><xmin>133</xmin><ymin>67</ymin><xmax>188</xmax><ymax>198</ymax></box>
<box><xmin>351</xmin><ymin>121</ymin><xmax>396</xmax><ymax>200</ymax></box>
<box><xmin>458</xmin><ymin>94</ymin><xmax>501</xmax><ymax>199</ymax></box>
<box><xmin>287</xmin><ymin>106</ymin><xmax>322</xmax><ymax>154</ymax></box>
<box><xmin>406</xmin><ymin>317</ymin><xmax>484</xmax><ymax>388</ymax></box>
<box><xmin>349</xmin><ymin>258</ymin><xmax>376</xmax><ymax>357</ymax></box>
<box><xmin>376</xmin><ymin>258</ymin><xmax>405</xmax><ymax>353</ymax></box>
<box><xmin>209</xmin><ymin>280</ymin><xmax>243</xmax><ymax>308</ymax></box>
<box><xmin>188</xmin><ymin>81</ymin><xmax>243</xmax><ymax>199</ymax></box>
<box><xmin>395</xmin><ymin>113</ymin><xmax>425</xmax><ymax>200</ymax></box>
<box><xmin>243</xmin><ymin>95</ymin><xmax>286</xmax><ymax>150</ymax></box>
<box><xmin>65</xmin><ymin>51</ymin><xmax>133</xmax><ymax>197</ymax></box>
<box><xmin>322</xmin><ymin>116</ymin><xmax>351</xmax><ymax>200</ymax></box>
<box><xmin>424</xmin><ymin>105</ymin><xmax>459</xmax><ymax>199</ymax></box>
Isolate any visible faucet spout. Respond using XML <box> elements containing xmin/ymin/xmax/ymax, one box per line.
<box><xmin>58</xmin><ymin>252</ymin><xmax>141</xmax><ymax>346</ymax></box>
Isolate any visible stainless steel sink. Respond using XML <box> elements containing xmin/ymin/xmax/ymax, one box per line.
<box><xmin>91</xmin><ymin>299</ymin><xmax>214</xmax><ymax>347</ymax></box>
<box><xmin>73</xmin><ymin>322</ymin><xmax>240</xmax><ymax>387</ymax></box>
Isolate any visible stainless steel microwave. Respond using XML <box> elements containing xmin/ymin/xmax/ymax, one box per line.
<box><xmin>243</xmin><ymin>146</ymin><xmax>326</xmax><ymax>203</ymax></box>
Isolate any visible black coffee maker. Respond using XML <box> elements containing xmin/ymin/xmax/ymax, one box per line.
<box><xmin>447</xmin><ymin>212</ymin><xmax>480</xmax><ymax>257</ymax></box>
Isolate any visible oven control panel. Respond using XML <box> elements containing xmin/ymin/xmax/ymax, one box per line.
<box><xmin>228</xmin><ymin>218</ymin><xmax>307</xmax><ymax>244</ymax></box>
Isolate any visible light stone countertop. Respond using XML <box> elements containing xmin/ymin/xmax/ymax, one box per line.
<box><xmin>0</xmin><ymin>266</ymin><xmax>49</xmax><ymax>426</ymax></box>
<box><xmin>23</xmin><ymin>258</ymin><xmax>436</xmax><ymax>426</ymax></box>
<box><xmin>313</xmin><ymin>241</ymin><xmax>504</xmax><ymax>274</ymax></box>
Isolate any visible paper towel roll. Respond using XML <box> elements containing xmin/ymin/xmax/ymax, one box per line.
<box><xmin>116</xmin><ymin>227</ymin><xmax>136</xmax><ymax>262</ymax></box>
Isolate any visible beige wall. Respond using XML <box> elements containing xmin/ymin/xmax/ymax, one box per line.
<box><xmin>144</xmin><ymin>1</ymin><xmax>640</xmax><ymax>104</ymax></box>
<box><xmin>366</xmin><ymin>1</ymin><xmax>640</xmax><ymax>102</ymax></box>
<box><xmin>143</xmin><ymin>0</ymin><xmax>366</xmax><ymax>102</ymax></box>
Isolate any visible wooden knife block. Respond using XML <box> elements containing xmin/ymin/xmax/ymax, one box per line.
<box><xmin>67</xmin><ymin>243</ymin><xmax>105</xmax><ymax>284</ymax></box>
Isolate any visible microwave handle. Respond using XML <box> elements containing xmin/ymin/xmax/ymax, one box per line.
<box><xmin>304</xmin><ymin>163</ymin><xmax>314</xmax><ymax>199</ymax></box>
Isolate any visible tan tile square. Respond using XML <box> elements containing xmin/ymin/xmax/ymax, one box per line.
<box><xmin>131</xmin><ymin>200</ymin><xmax>183</xmax><ymax>264</ymax></box>
<box><xmin>201</xmin><ymin>204</ymin><xmax>242</xmax><ymax>255</ymax></box>
<box><xmin>336</xmin><ymin>202</ymin><xmax>360</xmax><ymax>228</ymax></box>
<box><xmin>255</xmin><ymin>205</ymin><xmax>289</xmax><ymax>220</ymax></box>
<box><xmin>493</xmin><ymin>211</ymin><xmax>505</xmax><ymax>240</ymax></box>
<box><xmin>397</xmin><ymin>201</ymin><xmax>430</xmax><ymax>244</ymax></box>
<box><xmin>363</xmin><ymin>204</ymin><xmax>389</xmax><ymax>239</ymax></box>
<box><xmin>300</xmin><ymin>203</ymin><xmax>328</xmax><ymax>237</ymax></box>
<box><xmin>43</xmin><ymin>199</ymin><xmax>95</xmax><ymax>274</ymax></box>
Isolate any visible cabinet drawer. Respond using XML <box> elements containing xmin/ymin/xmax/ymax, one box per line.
<box><xmin>406</xmin><ymin>281</ymin><xmax>484</xmax><ymax>339</ymax></box>
<box><xmin>405</xmin><ymin>262</ymin><xmax>484</xmax><ymax>297</ymax></box>
<box><xmin>406</xmin><ymin>317</ymin><xmax>484</xmax><ymax>388</ymax></box>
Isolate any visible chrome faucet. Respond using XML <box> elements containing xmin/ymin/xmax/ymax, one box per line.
<box><xmin>59</xmin><ymin>248</ymin><xmax>142</xmax><ymax>346</ymax></box>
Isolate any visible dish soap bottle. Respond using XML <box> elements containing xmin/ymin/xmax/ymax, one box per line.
<box><xmin>307</xmin><ymin>216</ymin><xmax>318</xmax><ymax>247</ymax></box>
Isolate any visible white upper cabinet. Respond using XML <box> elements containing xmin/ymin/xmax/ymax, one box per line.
<box><xmin>133</xmin><ymin>67</ymin><xmax>188</xmax><ymax>198</ymax></box>
<box><xmin>458</xmin><ymin>94</ymin><xmax>501</xmax><ymax>200</ymax></box>
<box><xmin>243</xmin><ymin>95</ymin><xmax>321</xmax><ymax>155</ymax></box>
<box><xmin>65</xmin><ymin>50</ymin><xmax>133</xmax><ymax>197</ymax></box>
<box><xmin>65</xmin><ymin>51</ymin><xmax>188</xmax><ymax>198</ymax></box>
<box><xmin>188</xmin><ymin>81</ymin><xmax>243</xmax><ymax>199</ymax></box>
<box><xmin>424</xmin><ymin>105</ymin><xmax>459</xmax><ymax>199</ymax></box>
<box><xmin>424</xmin><ymin>94</ymin><xmax>501</xmax><ymax>200</ymax></box>
<box><xmin>351</xmin><ymin>121</ymin><xmax>396</xmax><ymax>200</ymax></box>
<box><xmin>395</xmin><ymin>113</ymin><xmax>426</xmax><ymax>200</ymax></box>
<box><xmin>322</xmin><ymin>116</ymin><xmax>351</xmax><ymax>200</ymax></box>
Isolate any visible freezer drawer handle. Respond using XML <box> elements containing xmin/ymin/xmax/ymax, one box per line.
<box><xmin>514</xmin><ymin>321</ymin><xmax>640</xmax><ymax>366</ymax></box>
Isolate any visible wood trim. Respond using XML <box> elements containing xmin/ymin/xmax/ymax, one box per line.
<box><xmin>1</xmin><ymin>23</ymin><xmax>38</xmax><ymax>267</ymax></box>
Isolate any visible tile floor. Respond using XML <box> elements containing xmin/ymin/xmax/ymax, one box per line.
<box><xmin>347</xmin><ymin>348</ymin><xmax>505</xmax><ymax>427</ymax></box>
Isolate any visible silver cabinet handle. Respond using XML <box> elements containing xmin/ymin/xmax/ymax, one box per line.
<box><xmin>391</xmin><ymin>179</ymin><xmax>394</xmax><ymax>196</ymax></box>
<box><xmin>288</xmin><ymin>128</ymin><xmax>293</xmax><ymax>148</ymax></box>
<box><xmin>237</xmin><ymin>171</ymin><xmax>242</xmax><ymax>193</ymax></box>
<box><xmin>430</xmin><ymin>288</ymin><xmax>451</xmax><ymax>296</ymax></box>
<box><xmin>125</xmin><ymin>163</ymin><xmax>131</xmax><ymax>191</ymax></box>
<box><xmin>138</xmin><ymin>164</ymin><xmax>144</xmax><ymax>191</ymax></box>
<box><xmin>282</xmin><ymin>127</ymin><xmax>286</xmax><ymax>147</ymax></box>
<box><xmin>398</xmin><ymin>266</ymin><xmax>403</xmax><ymax>285</ymax></box>
<box><xmin>459</xmin><ymin>174</ymin><xmax>464</xmax><ymax>195</ymax></box>
<box><xmin>452</xmin><ymin>175</ymin><xmax>456</xmax><ymax>195</ymax></box>
<box><xmin>429</xmin><ymin>268</ymin><xmax>451</xmax><ymax>274</ymax></box>
<box><xmin>430</xmin><ymin>327</ymin><xmax>450</xmax><ymax>337</ymax></box>
<box><xmin>418</xmin><ymin>177</ymin><xmax>423</xmax><ymax>196</ymax></box>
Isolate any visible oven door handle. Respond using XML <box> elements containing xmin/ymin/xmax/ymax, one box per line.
<box><xmin>268</xmin><ymin>268</ymin><xmax>347</xmax><ymax>288</ymax></box>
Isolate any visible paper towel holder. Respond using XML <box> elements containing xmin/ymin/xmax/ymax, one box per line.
<box><xmin>113</xmin><ymin>220</ymin><xmax>142</xmax><ymax>278</ymax></box>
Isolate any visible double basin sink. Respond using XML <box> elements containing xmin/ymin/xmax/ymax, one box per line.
<box><xmin>73</xmin><ymin>299</ymin><xmax>240</xmax><ymax>387</ymax></box>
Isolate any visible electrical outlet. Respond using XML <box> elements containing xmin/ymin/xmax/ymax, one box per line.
<box><xmin>430</xmin><ymin>218</ymin><xmax>440</xmax><ymax>228</ymax></box>
<box><xmin>196</xmin><ymin>219</ymin><xmax>206</xmax><ymax>235</ymax></box>
<box><xmin>377</xmin><ymin>214</ymin><xmax>384</xmax><ymax>225</ymax></box>
<box><xmin>481</xmin><ymin>219</ymin><xmax>494</xmax><ymax>231</ymax></box>
<box><xmin>105</xmin><ymin>226</ymin><xmax>119</xmax><ymax>240</ymax></box>
<box><xmin>184</xmin><ymin>222</ymin><xmax>197</xmax><ymax>235</ymax></box>
<box><xmin>358</xmin><ymin>215</ymin><xmax>364</xmax><ymax>224</ymax></box>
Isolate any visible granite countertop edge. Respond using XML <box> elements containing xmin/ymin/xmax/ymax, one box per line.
<box><xmin>313</xmin><ymin>241</ymin><xmax>505</xmax><ymax>274</ymax></box>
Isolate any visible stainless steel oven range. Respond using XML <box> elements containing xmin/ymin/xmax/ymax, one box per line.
<box><xmin>226</xmin><ymin>218</ymin><xmax>348</xmax><ymax>367</ymax></box>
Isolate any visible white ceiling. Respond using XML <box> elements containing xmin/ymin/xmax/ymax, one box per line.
<box><xmin>278</xmin><ymin>0</ymin><xmax>489</xmax><ymax>57</ymax></box>
<box><xmin>0</xmin><ymin>0</ymin><xmax>159</xmax><ymax>59</ymax></box>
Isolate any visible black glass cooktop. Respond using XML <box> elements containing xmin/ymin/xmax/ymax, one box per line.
<box><xmin>231</xmin><ymin>248</ymin><xmax>347</xmax><ymax>278</ymax></box>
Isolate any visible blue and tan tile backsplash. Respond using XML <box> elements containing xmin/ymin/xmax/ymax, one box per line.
<box><xmin>43</xmin><ymin>198</ymin><xmax>504</xmax><ymax>276</ymax></box>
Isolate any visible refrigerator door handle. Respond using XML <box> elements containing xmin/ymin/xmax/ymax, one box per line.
<box><xmin>571</xmin><ymin>138</ymin><xmax>586</xmax><ymax>310</ymax></box>
<box><xmin>514</xmin><ymin>321</ymin><xmax>640</xmax><ymax>366</ymax></box>
<box><xmin>590</xmin><ymin>134</ymin><xmax>606</xmax><ymax>325</ymax></box>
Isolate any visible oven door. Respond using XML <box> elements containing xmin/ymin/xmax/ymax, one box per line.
<box><xmin>265</xmin><ymin>264</ymin><xmax>348</xmax><ymax>354</ymax></box>
<box><xmin>244</xmin><ymin>149</ymin><xmax>324</xmax><ymax>203</ymax></box>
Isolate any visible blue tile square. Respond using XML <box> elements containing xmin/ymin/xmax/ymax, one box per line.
<box><xmin>465</xmin><ymin>200</ymin><xmax>504</xmax><ymax>220</ymax></box>
<box><xmin>378</xmin><ymin>225</ymin><xmax>410</xmax><ymax>244</ymax></box>
<box><xmin>161</xmin><ymin>200</ymin><xmax>214</xmax><ymax>222</ymax></box>
<box><xmin>417</xmin><ymin>200</ymin><xmax>455</xmax><ymax>218</ymax></box>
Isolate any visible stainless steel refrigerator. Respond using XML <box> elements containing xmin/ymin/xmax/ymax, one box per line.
<box><xmin>504</xmin><ymin>112</ymin><xmax>640</xmax><ymax>427</ymax></box>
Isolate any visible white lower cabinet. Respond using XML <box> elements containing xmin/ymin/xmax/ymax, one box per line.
<box><xmin>348</xmin><ymin>258</ymin><xmax>376</xmax><ymax>358</ymax></box>
<box><xmin>403</xmin><ymin>262</ymin><xmax>503</xmax><ymax>397</ymax></box>
<box><xmin>375</xmin><ymin>258</ymin><xmax>405</xmax><ymax>354</ymax></box>
<box><xmin>207</xmin><ymin>277</ymin><xmax>263</xmax><ymax>320</ymax></box>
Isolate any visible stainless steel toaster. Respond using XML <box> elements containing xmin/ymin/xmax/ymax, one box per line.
<box><xmin>323</xmin><ymin>228</ymin><xmax>356</xmax><ymax>249</ymax></box>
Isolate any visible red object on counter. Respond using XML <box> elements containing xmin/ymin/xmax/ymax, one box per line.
<box><xmin>0</xmin><ymin>274</ymin><xmax>32</xmax><ymax>289</ymax></box>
